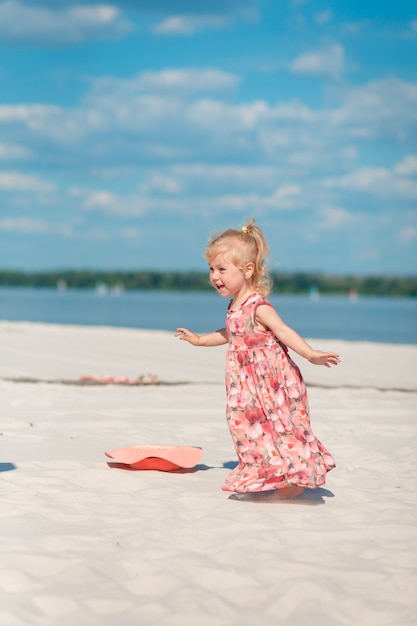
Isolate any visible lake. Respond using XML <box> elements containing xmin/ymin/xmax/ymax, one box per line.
<box><xmin>0</xmin><ymin>287</ymin><xmax>416</xmax><ymax>345</ymax></box>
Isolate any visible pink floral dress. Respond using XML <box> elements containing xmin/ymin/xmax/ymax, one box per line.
<box><xmin>222</xmin><ymin>293</ymin><xmax>335</xmax><ymax>493</ymax></box>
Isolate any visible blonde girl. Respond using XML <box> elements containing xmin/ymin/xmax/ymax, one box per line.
<box><xmin>176</xmin><ymin>218</ymin><xmax>339</xmax><ymax>498</ymax></box>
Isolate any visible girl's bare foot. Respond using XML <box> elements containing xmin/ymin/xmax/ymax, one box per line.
<box><xmin>272</xmin><ymin>485</ymin><xmax>304</xmax><ymax>500</ymax></box>
<box><xmin>228</xmin><ymin>485</ymin><xmax>305</xmax><ymax>502</ymax></box>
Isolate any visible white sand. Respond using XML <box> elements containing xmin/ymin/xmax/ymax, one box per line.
<box><xmin>1</xmin><ymin>321</ymin><xmax>416</xmax><ymax>626</ymax></box>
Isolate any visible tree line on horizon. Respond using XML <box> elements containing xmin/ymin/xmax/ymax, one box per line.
<box><xmin>0</xmin><ymin>269</ymin><xmax>416</xmax><ymax>297</ymax></box>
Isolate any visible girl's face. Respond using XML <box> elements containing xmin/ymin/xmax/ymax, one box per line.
<box><xmin>208</xmin><ymin>251</ymin><xmax>252</xmax><ymax>299</ymax></box>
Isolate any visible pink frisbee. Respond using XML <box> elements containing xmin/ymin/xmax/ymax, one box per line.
<box><xmin>105</xmin><ymin>445</ymin><xmax>203</xmax><ymax>471</ymax></box>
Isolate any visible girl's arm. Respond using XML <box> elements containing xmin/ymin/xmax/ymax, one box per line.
<box><xmin>175</xmin><ymin>327</ymin><xmax>228</xmax><ymax>347</ymax></box>
<box><xmin>256</xmin><ymin>305</ymin><xmax>340</xmax><ymax>367</ymax></box>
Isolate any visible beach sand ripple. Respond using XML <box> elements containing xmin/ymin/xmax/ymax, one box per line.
<box><xmin>1</xmin><ymin>322</ymin><xmax>416</xmax><ymax>625</ymax></box>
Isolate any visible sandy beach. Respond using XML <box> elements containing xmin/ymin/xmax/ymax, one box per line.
<box><xmin>1</xmin><ymin>320</ymin><xmax>416</xmax><ymax>626</ymax></box>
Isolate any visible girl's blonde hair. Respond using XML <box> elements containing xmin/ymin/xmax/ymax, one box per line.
<box><xmin>204</xmin><ymin>218</ymin><xmax>272</xmax><ymax>295</ymax></box>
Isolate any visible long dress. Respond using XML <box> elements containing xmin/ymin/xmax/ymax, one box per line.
<box><xmin>222</xmin><ymin>293</ymin><xmax>335</xmax><ymax>493</ymax></box>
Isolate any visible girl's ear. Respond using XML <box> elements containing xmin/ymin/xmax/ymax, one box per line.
<box><xmin>244</xmin><ymin>262</ymin><xmax>255</xmax><ymax>279</ymax></box>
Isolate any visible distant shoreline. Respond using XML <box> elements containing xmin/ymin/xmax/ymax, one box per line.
<box><xmin>0</xmin><ymin>270</ymin><xmax>416</xmax><ymax>297</ymax></box>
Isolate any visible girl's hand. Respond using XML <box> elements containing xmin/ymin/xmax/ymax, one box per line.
<box><xmin>175</xmin><ymin>328</ymin><xmax>201</xmax><ymax>346</ymax></box>
<box><xmin>308</xmin><ymin>351</ymin><xmax>341</xmax><ymax>368</ymax></box>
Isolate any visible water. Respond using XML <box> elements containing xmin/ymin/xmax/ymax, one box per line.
<box><xmin>0</xmin><ymin>287</ymin><xmax>416</xmax><ymax>344</ymax></box>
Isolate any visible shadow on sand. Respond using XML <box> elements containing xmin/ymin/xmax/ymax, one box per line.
<box><xmin>106</xmin><ymin>458</ymin><xmax>240</xmax><ymax>473</ymax></box>
<box><xmin>106</xmin><ymin>461</ymin><xmax>212</xmax><ymax>474</ymax></box>
<box><xmin>0</xmin><ymin>462</ymin><xmax>17</xmax><ymax>473</ymax></box>
<box><xmin>228</xmin><ymin>487</ymin><xmax>334</xmax><ymax>505</ymax></box>
<box><xmin>106</xmin><ymin>460</ymin><xmax>334</xmax><ymax>504</ymax></box>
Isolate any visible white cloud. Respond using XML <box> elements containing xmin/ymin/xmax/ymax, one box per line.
<box><xmin>82</xmin><ymin>190</ymin><xmax>119</xmax><ymax>210</ymax></box>
<box><xmin>0</xmin><ymin>216</ymin><xmax>72</xmax><ymax>235</ymax></box>
<box><xmin>0</xmin><ymin>142</ymin><xmax>29</xmax><ymax>160</ymax></box>
<box><xmin>323</xmin><ymin>162</ymin><xmax>417</xmax><ymax>199</ymax></box>
<box><xmin>197</xmin><ymin>186</ymin><xmax>302</xmax><ymax>212</ymax></box>
<box><xmin>324</xmin><ymin>167</ymin><xmax>388</xmax><ymax>191</ymax></box>
<box><xmin>0</xmin><ymin>0</ymin><xmax>132</xmax><ymax>45</ymax></box>
<box><xmin>274</xmin><ymin>185</ymin><xmax>301</xmax><ymax>200</ymax></box>
<box><xmin>394</xmin><ymin>155</ymin><xmax>417</xmax><ymax>176</ymax></box>
<box><xmin>319</xmin><ymin>205</ymin><xmax>355</xmax><ymax>229</ymax></box>
<box><xmin>119</xmin><ymin>227</ymin><xmax>141</xmax><ymax>240</ymax></box>
<box><xmin>88</xmin><ymin>68</ymin><xmax>239</xmax><ymax>98</ymax></box>
<box><xmin>20</xmin><ymin>0</ymin><xmax>257</xmax><ymax>13</ymax></box>
<box><xmin>0</xmin><ymin>171</ymin><xmax>55</xmax><ymax>192</ymax></box>
<box><xmin>152</xmin><ymin>14</ymin><xmax>230</xmax><ymax>35</ymax></box>
<box><xmin>174</xmin><ymin>163</ymin><xmax>285</xmax><ymax>184</ymax></box>
<box><xmin>0</xmin><ymin>103</ymin><xmax>60</xmax><ymax>123</ymax></box>
<box><xmin>1</xmin><ymin>71</ymin><xmax>417</xmax><ymax>215</ymax></box>
<box><xmin>314</xmin><ymin>10</ymin><xmax>332</xmax><ymax>25</ymax></box>
<box><xmin>72</xmin><ymin>180</ymin><xmax>303</xmax><ymax>218</ymax></box>
<box><xmin>139</xmin><ymin>164</ymin><xmax>294</xmax><ymax>196</ymax></box>
<box><xmin>186</xmin><ymin>99</ymin><xmax>314</xmax><ymax>137</ymax></box>
<box><xmin>339</xmin><ymin>146</ymin><xmax>358</xmax><ymax>161</ymax></box>
<box><xmin>393</xmin><ymin>178</ymin><xmax>417</xmax><ymax>199</ymax></box>
<box><xmin>0</xmin><ymin>103</ymin><xmax>91</xmax><ymax>142</ymax></box>
<box><xmin>290</xmin><ymin>45</ymin><xmax>345</xmax><ymax>80</ymax></box>
<box><xmin>0</xmin><ymin>71</ymin><xmax>414</xmax><ymax>197</ymax></box>
<box><xmin>140</xmin><ymin>173</ymin><xmax>182</xmax><ymax>195</ymax></box>
<box><xmin>290</xmin><ymin>0</ymin><xmax>308</xmax><ymax>8</ymax></box>
<box><xmin>0</xmin><ymin>0</ymin><xmax>257</xmax><ymax>44</ymax></box>
<box><xmin>79</xmin><ymin>188</ymin><xmax>149</xmax><ymax>215</ymax></box>
<box><xmin>328</xmin><ymin>77</ymin><xmax>417</xmax><ymax>140</ymax></box>
<box><xmin>397</xmin><ymin>226</ymin><xmax>417</xmax><ymax>245</ymax></box>
<box><xmin>341</xmin><ymin>20</ymin><xmax>371</xmax><ymax>36</ymax></box>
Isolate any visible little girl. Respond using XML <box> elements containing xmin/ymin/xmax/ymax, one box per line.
<box><xmin>176</xmin><ymin>218</ymin><xmax>339</xmax><ymax>498</ymax></box>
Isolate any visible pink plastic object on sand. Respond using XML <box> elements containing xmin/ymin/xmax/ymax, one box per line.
<box><xmin>105</xmin><ymin>445</ymin><xmax>203</xmax><ymax>471</ymax></box>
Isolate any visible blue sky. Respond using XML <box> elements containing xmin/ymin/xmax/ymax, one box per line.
<box><xmin>0</xmin><ymin>0</ymin><xmax>416</xmax><ymax>275</ymax></box>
